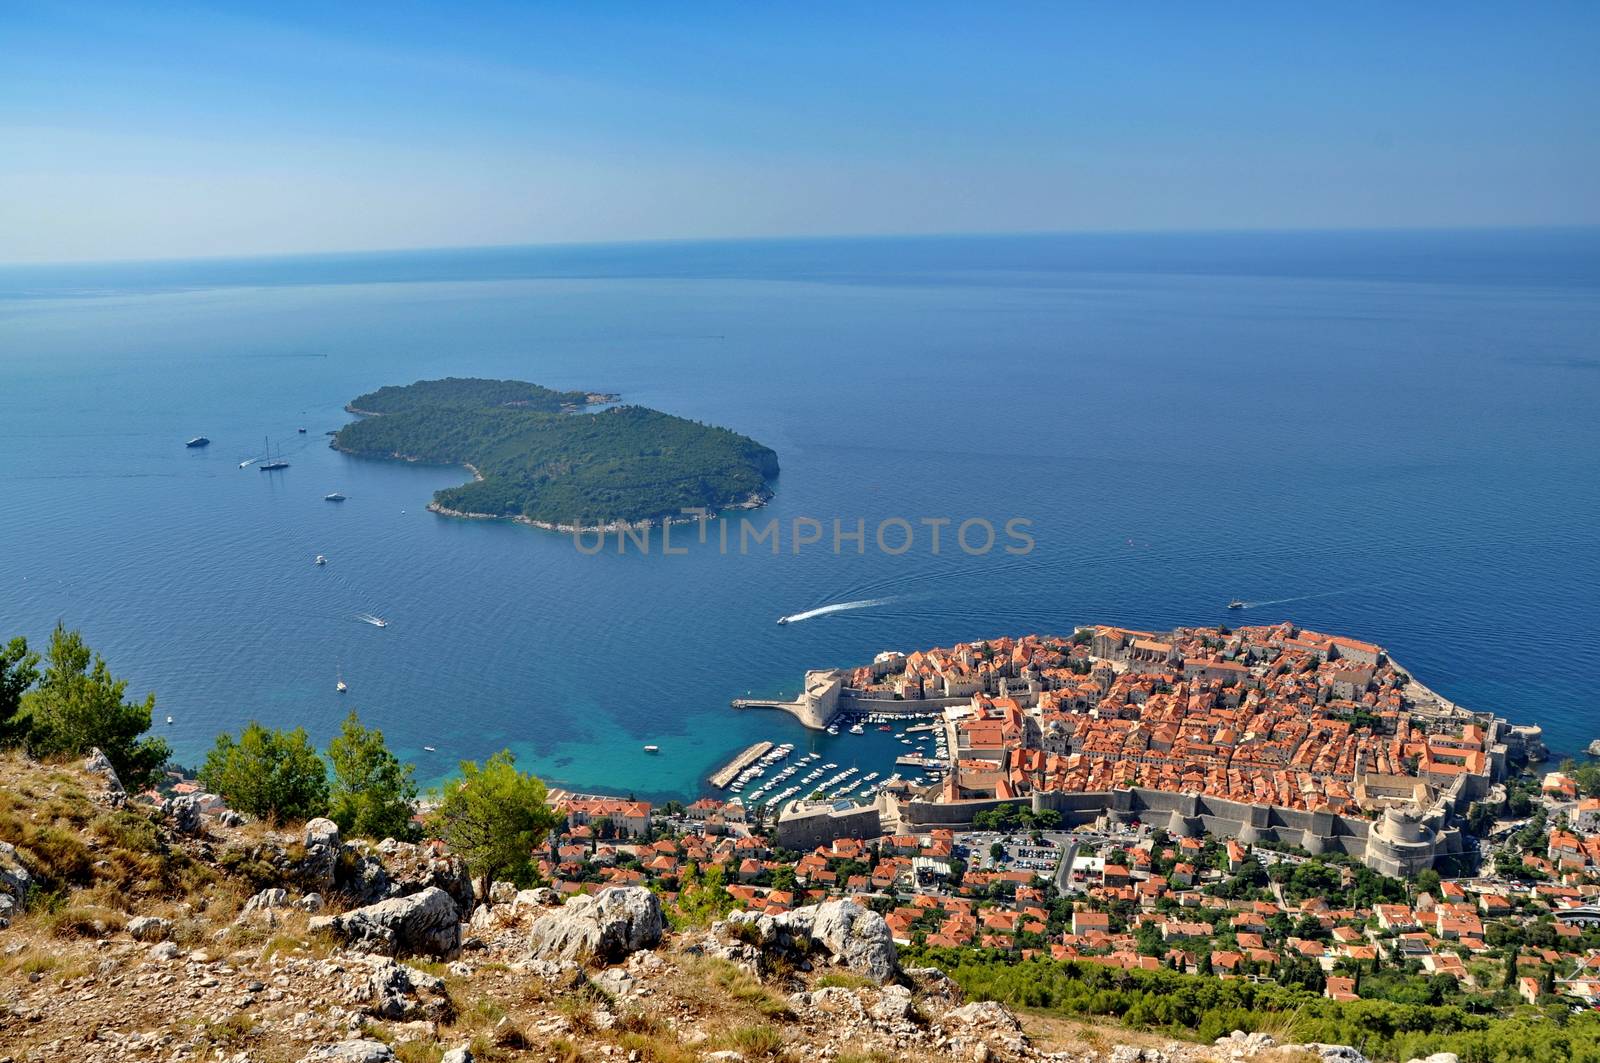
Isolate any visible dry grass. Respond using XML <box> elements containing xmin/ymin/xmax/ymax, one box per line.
<box><xmin>195</xmin><ymin>1013</ymin><xmax>259</xmax><ymax>1049</ymax></box>
<box><xmin>546</xmin><ymin>1038</ymin><xmax>586</xmax><ymax>1063</ymax></box>
<box><xmin>813</xmin><ymin>971</ymin><xmax>877</xmax><ymax>991</ymax></box>
<box><xmin>1020</xmin><ymin>1009</ymin><xmax>1205</xmax><ymax>1058</ymax></box>
<box><xmin>715</xmin><ymin>1023</ymin><xmax>788</xmax><ymax>1058</ymax></box>
<box><xmin>615</xmin><ymin>1029</ymin><xmax>699</xmax><ymax>1063</ymax></box>
<box><xmin>37</xmin><ymin>902</ymin><xmax>128</xmax><ymax>937</ymax></box>
<box><xmin>835</xmin><ymin>1051</ymin><xmax>897</xmax><ymax>1063</ymax></box>
<box><xmin>679</xmin><ymin>954</ymin><xmax>793</xmax><ymax>1019</ymax></box>
<box><xmin>393</xmin><ymin>1044</ymin><xmax>445</xmax><ymax>1063</ymax></box>
<box><xmin>259</xmin><ymin>924</ymin><xmax>340</xmax><ymax>964</ymax></box>
<box><xmin>5</xmin><ymin>950</ymin><xmax>57</xmax><ymax>980</ymax></box>
<box><xmin>1249</xmin><ymin>1005</ymin><xmax>1309</xmax><ymax>1046</ymax></box>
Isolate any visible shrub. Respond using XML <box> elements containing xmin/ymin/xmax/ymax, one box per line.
<box><xmin>199</xmin><ymin>722</ymin><xmax>328</xmax><ymax>823</ymax></box>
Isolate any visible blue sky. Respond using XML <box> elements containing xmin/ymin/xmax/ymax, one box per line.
<box><xmin>2</xmin><ymin>2</ymin><xmax>1597</xmax><ymax>262</ymax></box>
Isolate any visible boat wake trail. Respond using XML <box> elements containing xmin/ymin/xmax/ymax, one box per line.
<box><xmin>780</xmin><ymin>598</ymin><xmax>894</xmax><ymax>624</ymax></box>
<box><xmin>1243</xmin><ymin>586</ymin><xmax>1365</xmax><ymax>609</ymax></box>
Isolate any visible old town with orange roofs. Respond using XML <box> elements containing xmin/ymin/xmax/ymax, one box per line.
<box><xmin>512</xmin><ymin>621</ymin><xmax>1600</xmax><ymax>1008</ymax></box>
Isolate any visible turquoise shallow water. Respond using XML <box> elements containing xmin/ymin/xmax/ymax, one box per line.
<box><xmin>1</xmin><ymin>231</ymin><xmax>1597</xmax><ymax>799</ymax></box>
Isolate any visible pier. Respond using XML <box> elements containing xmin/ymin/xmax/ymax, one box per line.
<box><xmin>730</xmin><ymin>698</ymin><xmax>803</xmax><ymax>712</ymax></box>
<box><xmin>710</xmin><ymin>740</ymin><xmax>774</xmax><ymax>789</ymax></box>
<box><xmin>896</xmin><ymin>754</ymin><xmax>943</xmax><ymax>768</ymax></box>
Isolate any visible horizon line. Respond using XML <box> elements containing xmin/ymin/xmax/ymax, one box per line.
<box><xmin>3</xmin><ymin>222</ymin><xmax>1597</xmax><ymax>273</ymax></box>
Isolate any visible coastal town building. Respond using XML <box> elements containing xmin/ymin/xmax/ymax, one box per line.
<box><xmin>549</xmin><ymin>791</ymin><xmax>652</xmax><ymax>838</ymax></box>
<box><xmin>798</xmin><ymin>623</ymin><xmax>1510</xmax><ymax>874</ymax></box>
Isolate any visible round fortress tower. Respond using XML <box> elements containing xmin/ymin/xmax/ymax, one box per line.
<box><xmin>1365</xmin><ymin>807</ymin><xmax>1439</xmax><ymax>878</ymax></box>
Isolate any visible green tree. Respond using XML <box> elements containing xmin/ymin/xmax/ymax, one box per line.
<box><xmin>676</xmin><ymin>863</ymin><xmax>737</xmax><ymax>926</ymax></box>
<box><xmin>1415</xmin><ymin>868</ymin><xmax>1442</xmax><ymax>896</ymax></box>
<box><xmin>0</xmin><ymin>635</ymin><xmax>39</xmax><ymax>746</ymax></box>
<box><xmin>24</xmin><ymin>623</ymin><xmax>170</xmax><ymax>790</ymax></box>
<box><xmin>326</xmin><ymin>711</ymin><xmax>418</xmax><ymax>840</ymax></box>
<box><xmin>199</xmin><ymin>722</ymin><xmax>329</xmax><ymax>823</ymax></box>
<box><xmin>1503</xmin><ymin>946</ymin><xmax>1520</xmax><ymax>990</ymax></box>
<box><xmin>427</xmin><ymin>750</ymin><xmax>559</xmax><ymax>899</ymax></box>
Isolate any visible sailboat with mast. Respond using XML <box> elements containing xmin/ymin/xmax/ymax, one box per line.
<box><xmin>259</xmin><ymin>436</ymin><xmax>289</xmax><ymax>471</ymax></box>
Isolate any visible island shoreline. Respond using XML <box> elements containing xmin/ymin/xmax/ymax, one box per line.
<box><xmin>333</xmin><ymin>444</ymin><xmax>774</xmax><ymax>534</ymax></box>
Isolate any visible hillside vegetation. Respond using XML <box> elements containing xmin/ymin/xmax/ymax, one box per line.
<box><xmin>333</xmin><ymin>377</ymin><xmax>779</xmax><ymax>528</ymax></box>
<box><xmin>0</xmin><ymin>751</ymin><xmax>1186</xmax><ymax>1063</ymax></box>
<box><xmin>910</xmin><ymin>948</ymin><xmax>1600</xmax><ymax>1063</ymax></box>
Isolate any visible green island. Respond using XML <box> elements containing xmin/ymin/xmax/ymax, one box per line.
<box><xmin>331</xmin><ymin>376</ymin><xmax>779</xmax><ymax>529</ymax></box>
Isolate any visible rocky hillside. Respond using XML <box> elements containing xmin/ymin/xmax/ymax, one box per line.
<box><xmin>0</xmin><ymin>752</ymin><xmax>1387</xmax><ymax>1063</ymax></box>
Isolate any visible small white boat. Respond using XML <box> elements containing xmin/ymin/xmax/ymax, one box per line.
<box><xmin>336</xmin><ymin>679</ymin><xmax>347</xmax><ymax>694</ymax></box>
<box><xmin>644</xmin><ymin>744</ymin><xmax>660</xmax><ymax>753</ymax></box>
<box><xmin>423</xmin><ymin>745</ymin><xmax>436</xmax><ymax>752</ymax></box>
<box><xmin>315</xmin><ymin>555</ymin><xmax>327</xmax><ymax>566</ymax></box>
<box><xmin>848</xmin><ymin>723</ymin><xmax>865</xmax><ymax>734</ymax></box>
<box><xmin>324</xmin><ymin>492</ymin><xmax>346</xmax><ymax>502</ymax></box>
<box><xmin>165</xmin><ymin>715</ymin><xmax>173</xmax><ymax>725</ymax></box>
<box><xmin>357</xmin><ymin>613</ymin><xmax>388</xmax><ymax>628</ymax></box>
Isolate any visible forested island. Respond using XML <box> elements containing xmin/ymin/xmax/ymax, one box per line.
<box><xmin>332</xmin><ymin>377</ymin><xmax>779</xmax><ymax>529</ymax></box>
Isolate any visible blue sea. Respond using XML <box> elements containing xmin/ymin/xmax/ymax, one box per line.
<box><xmin>1</xmin><ymin>229</ymin><xmax>1597</xmax><ymax>800</ymax></box>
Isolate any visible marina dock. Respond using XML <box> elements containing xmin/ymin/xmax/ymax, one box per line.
<box><xmin>710</xmin><ymin>740</ymin><xmax>774</xmax><ymax>788</ymax></box>
<box><xmin>896</xmin><ymin>754</ymin><xmax>943</xmax><ymax>768</ymax></box>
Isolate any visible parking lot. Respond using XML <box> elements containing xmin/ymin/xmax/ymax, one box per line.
<box><xmin>959</xmin><ymin>829</ymin><xmax>1073</xmax><ymax>873</ymax></box>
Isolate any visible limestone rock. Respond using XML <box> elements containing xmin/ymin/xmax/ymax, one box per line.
<box><xmin>526</xmin><ymin>886</ymin><xmax>663</xmax><ymax>964</ymax></box>
<box><xmin>1290</xmin><ymin>1046</ymin><xmax>1368</xmax><ymax>1063</ymax></box>
<box><xmin>1216</xmin><ymin>1031</ymin><xmax>1278</xmax><ymax>1059</ymax></box>
<box><xmin>871</xmin><ymin>983</ymin><xmax>916</xmax><ymax>1024</ymax></box>
<box><xmin>301</xmin><ymin>817</ymin><xmax>342</xmax><ymax>889</ymax></box>
<box><xmin>945</xmin><ymin>1001</ymin><xmax>1021</xmax><ymax>1033</ymax></box>
<box><xmin>366</xmin><ymin>958</ymin><xmax>454</xmax><ymax>1022</ymax></box>
<box><xmin>83</xmin><ymin>748</ymin><xmax>124</xmax><ymax>795</ymax></box>
<box><xmin>440</xmin><ymin>1048</ymin><xmax>472</xmax><ymax>1063</ymax></box>
<box><xmin>904</xmin><ymin>965</ymin><xmax>960</xmax><ymax>1005</ymax></box>
<box><xmin>305</xmin><ymin>817</ymin><xmax>342</xmax><ymax>849</ymax></box>
<box><xmin>375</xmin><ymin>838</ymin><xmax>474</xmax><ymax>917</ymax></box>
<box><xmin>514</xmin><ymin>887</ymin><xmax>559</xmax><ymax>912</ymax></box>
<box><xmin>311</xmin><ymin>885</ymin><xmax>462</xmax><ymax>959</ymax></box>
<box><xmin>167</xmin><ymin>794</ymin><xmax>203</xmax><ymax>835</ymax></box>
<box><xmin>592</xmin><ymin>966</ymin><xmax>636</xmax><ymax>999</ymax></box>
<box><xmin>126</xmin><ymin>916</ymin><xmax>172</xmax><ymax>942</ymax></box>
<box><xmin>298</xmin><ymin>1040</ymin><xmax>396</xmax><ymax>1063</ymax></box>
<box><xmin>943</xmin><ymin>1000</ymin><xmax>1026</xmax><ymax>1056</ymax></box>
<box><xmin>240</xmin><ymin>887</ymin><xmax>289</xmax><ymax>920</ymax></box>
<box><xmin>721</xmin><ymin>900</ymin><xmax>898</xmax><ymax>983</ymax></box>
<box><xmin>339</xmin><ymin>852</ymin><xmax>391</xmax><ymax>906</ymax></box>
<box><xmin>0</xmin><ymin>841</ymin><xmax>35</xmax><ymax>916</ymax></box>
